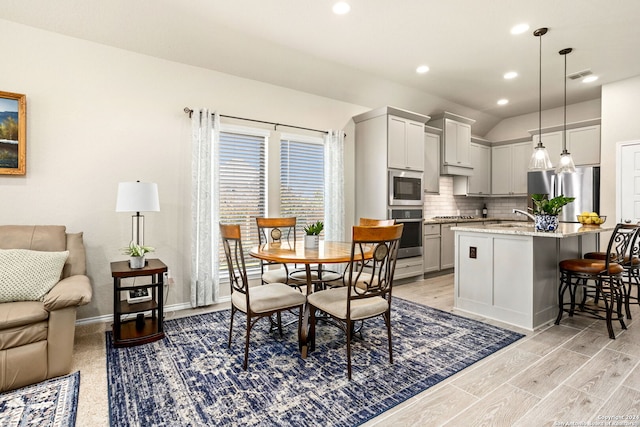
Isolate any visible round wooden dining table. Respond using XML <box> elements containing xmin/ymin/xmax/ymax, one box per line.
<box><xmin>249</xmin><ymin>240</ymin><xmax>373</xmax><ymax>358</ymax></box>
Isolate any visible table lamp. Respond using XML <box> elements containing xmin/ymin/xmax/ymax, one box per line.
<box><xmin>116</xmin><ymin>181</ymin><xmax>160</xmax><ymax>246</ymax></box>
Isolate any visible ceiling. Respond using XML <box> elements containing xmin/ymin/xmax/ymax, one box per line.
<box><xmin>2</xmin><ymin>0</ymin><xmax>640</xmax><ymax>129</ymax></box>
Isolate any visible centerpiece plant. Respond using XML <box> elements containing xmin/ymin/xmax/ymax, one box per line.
<box><xmin>303</xmin><ymin>221</ymin><xmax>324</xmax><ymax>249</ymax></box>
<box><xmin>531</xmin><ymin>194</ymin><xmax>575</xmax><ymax>232</ymax></box>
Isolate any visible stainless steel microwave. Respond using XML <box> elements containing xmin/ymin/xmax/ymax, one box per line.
<box><xmin>388</xmin><ymin>169</ymin><xmax>423</xmax><ymax>206</ymax></box>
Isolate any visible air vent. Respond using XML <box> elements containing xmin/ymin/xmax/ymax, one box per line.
<box><xmin>567</xmin><ymin>69</ymin><xmax>593</xmax><ymax>80</ymax></box>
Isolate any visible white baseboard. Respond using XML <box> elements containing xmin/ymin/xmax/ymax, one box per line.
<box><xmin>75</xmin><ymin>295</ymin><xmax>232</xmax><ymax>326</ymax></box>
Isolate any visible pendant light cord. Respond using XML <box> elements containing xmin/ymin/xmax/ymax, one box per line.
<box><xmin>533</xmin><ymin>28</ymin><xmax>548</xmax><ymax>146</ymax></box>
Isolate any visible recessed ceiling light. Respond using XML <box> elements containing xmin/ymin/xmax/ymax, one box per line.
<box><xmin>511</xmin><ymin>23</ymin><xmax>530</xmax><ymax>35</ymax></box>
<box><xmin>332</xmin><ymin>2</ymin><xmax>350</xmax><ymax>15</ymax></box>
<box><xmin>504</xmin><ymin>71</ymin><xmax>518</xmax><ymax>79</ymax></box>
<box><xmin>582</xmin><ymin>75</ymin><xmax>598</xmax><ymax>83</ymax></box>
<box><xmin>416</xmin><ymin>65</ymin><xmax>430</xmax><ymax>74</ymax></box>
<box><xmin>497</xmin><ymin>99</ymin><xmax>509</xmax><ymax>105</ymax></box>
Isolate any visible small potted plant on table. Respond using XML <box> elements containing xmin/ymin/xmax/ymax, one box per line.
<box><xmin>531</xmin><ymin>194</ymin><xmax>575</xmax><ymax>232</ymax></box>
<box><xmin>303</xmin><ymin>221</ymin><xmax>324</xmax><ymax>249</ymax></box>
<box><xmin>122</xmin><ymin>241</ymin><xmax>155</xmax><ymax>268</ymax></box>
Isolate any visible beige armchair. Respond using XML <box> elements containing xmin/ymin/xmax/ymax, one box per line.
<box><xmin>0</xmin><ymin>225</ymin><xmax>92</xmax><ymax>392</ymax></box>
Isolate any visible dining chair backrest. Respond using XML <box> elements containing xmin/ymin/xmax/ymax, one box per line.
<box><xmin>256</xmin><ymin>217</ymin><xmax>296</xmax><ymax>246</ymax></box>
<box><xmin>605</xmin><ymin>223</ymin><xmax>640</xmax><ymax>269</ymax></box>
<box><xmin>359</xmin><ymin>218</ymin><xmax>396</xmax><ymax>226</ymax></box>
<box><xmin>346</xmin><ymin>224</ymin><xmax>404</xmax><ymax>300</ymax></box>
<box><xmin>220</xmin><ymin>223</ymin><xmax>250</xmax><ymax>300</ymax></box>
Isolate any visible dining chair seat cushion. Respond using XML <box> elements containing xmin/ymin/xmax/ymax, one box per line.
<box><xmin>323</xmin><ymin>272</ymin><xmax>373</xmax><ymax>288</ymax></box>
<box><xmin>559</xmin><ymin>258</ymin><xmax>624</xmax><ymax>275</ymax></box>
<box><xmin>307</xmin><ymin>287</ymin><xmax>388</xmax><ymax>321</ymax></box>
<box><xmin>261</xmin><ymin>267</ymin><xmax>289</xmax><ymax>284</ymax></box>
<box><xmin>232</xmin><ymin>283</ymin><xmax>306</xmax><ymax>314</ymax></box>
<box><xmin>584</xmin><ymin>252</ymin><xmax>640</xmax><ymax>266</ymax></box>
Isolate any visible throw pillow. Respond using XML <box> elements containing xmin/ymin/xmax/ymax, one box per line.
<box><xmin>0</xmin><ymin>249</ymin><xmax>69</xmax><ymax>303</ymax></box>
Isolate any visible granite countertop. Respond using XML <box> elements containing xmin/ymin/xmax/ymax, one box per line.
<box><xmin>451</xmin><ymin>222</ymin><xmax>615</xmax><ymax>238</ymax></box>
<box><xmin>424</xmin><ymin>217</ymin><xmax>514</xmax><ymax>224</ymax></box>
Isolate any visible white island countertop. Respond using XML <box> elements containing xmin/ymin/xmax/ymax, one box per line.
<box><xmin>451</xmin><ymin>222</ymin><xmax>614</xmax><ymax>238</ymax></box>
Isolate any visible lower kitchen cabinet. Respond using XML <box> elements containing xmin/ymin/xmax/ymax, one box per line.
<box><xmin>440</xmin><ymin>223</ymin><xmax>455</xmax><ymax>269</ymax></box>
<box><xmin>423</xmin><ymin>224</ymin><xmax>441</xmax><ymax>273</ymax></box>
<box><xmin>394</xmin><ymin>256</ymin><xmax>424</xmax><ymax>280</ymax></box>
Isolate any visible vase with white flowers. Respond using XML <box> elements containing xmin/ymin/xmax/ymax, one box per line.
<box><xmin>122</xmin><ymin>241</ymin><xmax>155</xmax><ymax>269</ymax></box>
<box><xmin>303</xmin><ymin>221</ymin><xmax>324</xmax><ymax>249</ymax></box>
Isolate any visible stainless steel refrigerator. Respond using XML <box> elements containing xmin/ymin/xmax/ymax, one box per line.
<box><xmin>527</xmin><ymin>167</ymin><xmax>600</xmax><ymax>223</ymax></box>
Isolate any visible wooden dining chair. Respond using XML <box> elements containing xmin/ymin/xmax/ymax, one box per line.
<box><xmin>256</xmin><ymin>217</ymin><xmax>297</xmax><ymax>285</ymax></box>
<box><xmin>359</xmin><ymin>218</ymin><xmax>396</xmax><ymax>226</ymax></box>
<box><xmin>307</xmin><ymin>224</ymin><xmax>403</xmax><ymax>379</ymax></box>
<box><xmin>324</xmin><ymin>218</ymin><xmax>396</xmax><ymax>289</ymax></box>
<box><xmin>220</xmin><ymin>223</ymin><xmax>306</xmax><ymax>370</ymax></box>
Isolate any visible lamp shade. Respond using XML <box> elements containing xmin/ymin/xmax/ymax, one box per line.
<box><xmin>116</xmin><ymin>182</ymin><xmax>160</xmax><ymax>212</ymax></box>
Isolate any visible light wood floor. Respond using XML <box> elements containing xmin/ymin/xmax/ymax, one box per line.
<box><xmin>72</xmin><ymin>273</ymin><xmax>640</xmax><ymax>426</ymax></box>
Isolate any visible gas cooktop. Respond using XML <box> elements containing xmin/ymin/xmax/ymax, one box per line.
<box><xmin>433</xmin><ymin>215</ymin><xmax>477</xmax><ymax>219</ymax></box>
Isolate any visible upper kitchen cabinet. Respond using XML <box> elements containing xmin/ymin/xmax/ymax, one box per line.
<box><xmin>423</xmin><ymin>126</ymin><xmax>441</xmax><ymax>194</ymax></box>
<box><xmin>388</xmin><ymin>115</ymin><xmax>425</xmax><ymax>170</ymax></box>
<box><xmin>453</xmin><ymin>139</ymin><xmax>491</xmax><ymax>196</ymax></box>
<box><xmin>491</xmin><ymin>141</ymin><xmax>530</xmax><ymax>196</ymax></box>
<box><xmin>530</xmin><ymin>121</ymin><xmax>601</xmax><ymax>167</ymax></box>
<box><xmin>428</xmin><ymin>112</ymin><xmax>476</xmax><ymax>176</ymax></box>
<box><xmin>354</xmin><ymin>106</ymin><xmax>430</xmax><ymax>172</ymax></box>
<box><xmin>353</xmin><ymin>106</ymin><xmax>430</xmax><ymax>218</ymax></box>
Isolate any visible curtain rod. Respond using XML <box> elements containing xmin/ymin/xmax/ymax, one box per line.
<box><xmin>183</xmin><ymin>107</ymin><xmax>334</xmax><ymax>135</ymax></box>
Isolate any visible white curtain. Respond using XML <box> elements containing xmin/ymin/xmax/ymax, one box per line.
<box><xmin>324</xmin><ymin>130</ymin><xmax>345</xmax><ymax>241</ymax></box>
<box><xmin>190</xmin><ymin>109</ymin><xmax>220</xmax><ymax>307</ymax></box>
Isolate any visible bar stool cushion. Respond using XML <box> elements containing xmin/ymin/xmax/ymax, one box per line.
<box><xmin>559</xmin><ymin>259</ymin><xmax>623</xmax><ymax>275</ymax></box>
<box><xmin>584</xmin><ymin>252</ymin><xmax>640</xmax><ymax>266</ymax></box>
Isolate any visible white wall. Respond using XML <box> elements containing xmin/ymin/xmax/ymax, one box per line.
<box><xmin>484</xmin><ymin>99</ymin><xmax>601</xmax><ymax>141</ymax></box>
<box><xmin>0</xmin><ymin>20</ymin><xmax>368</xmax><ymax>319</ymax></box>
<box><xmin>601</xmin><ymin>75</ymin><xmax>640</xmax><ymax>222</ymax></box>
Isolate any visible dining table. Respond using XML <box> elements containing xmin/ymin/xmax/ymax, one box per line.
<box><xmin>249</xmin><ymin>240</ymin><xmax>374</xmax><ymax>358</ymax></box>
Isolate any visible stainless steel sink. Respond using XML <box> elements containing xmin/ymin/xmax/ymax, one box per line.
<box><xmin>491</xmin><ymin>222</ymin><xmax>532</xmax><ymax>228</ymax></box>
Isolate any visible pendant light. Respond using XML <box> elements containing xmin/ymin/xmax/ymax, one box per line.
<box><xmin>555</xmin><ymin>48</ymin><xmax>576</xmax><ymax>174</ymax></box>
<box><xmin>529</xmin><ymin>27</ymin><xmax>553</xmax><ymax>170</ymax></box>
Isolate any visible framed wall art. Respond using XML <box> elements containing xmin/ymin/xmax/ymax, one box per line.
<box><xmin>0</xmin><ymin>91</ymin><xmax>26</xmax><ymax>175</ymax></box>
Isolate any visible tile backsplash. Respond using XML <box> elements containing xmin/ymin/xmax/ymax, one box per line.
<box><xmin>424</xmin><ymin>176</ymin><xmax>527</xmax><ymax>219</ymax></box>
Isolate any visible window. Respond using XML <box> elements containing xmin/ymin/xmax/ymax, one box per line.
<box><xmin>215</xmin><ymin>127</ymin><xmax>326</xmax><ymax>274</ymax></box>
<box><xmin>218</xmin><ymin>128</ymin><xmax>267</xmax><ymax>270</ymax></box>
<box><xmin>280</xmin><ymin>134</ymin><xmax>325</xmax><ymax>237</ymax></box>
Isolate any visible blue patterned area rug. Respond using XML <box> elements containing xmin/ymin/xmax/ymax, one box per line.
<box><xmin>106</xmin><ymin>298</ymin><xmax>523</xmax><ymax>426</ymax></box>
<box><xmin>0</xmin><ymin>371</ymin><xmax>80</xmax><ymax>427</ymax></box>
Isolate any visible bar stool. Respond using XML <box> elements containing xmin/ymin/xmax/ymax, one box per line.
<box><xmin>583</xmin><ymin>224</ymin><xmax>640</xmax><ymax>319</ymax></box>
<box><xmin>555</xmin><ymin>223</ymin><xmax>636</xmax><ymax>339</ymax></box>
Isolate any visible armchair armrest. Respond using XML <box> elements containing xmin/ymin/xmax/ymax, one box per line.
<box><xmin>43</xmin><ymin>275</ymin><xmax>92</xmax><ymax>312</ymax></box>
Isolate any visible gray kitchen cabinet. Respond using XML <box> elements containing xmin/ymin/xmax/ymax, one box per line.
<box><xmin>440</xmin><ymin>223</ymin><xmax>455</xmax><ymax>270</ymax></box>
<box><xmin>394</xmin><ymin>256</ymin><xmax>425</xmax><ymax>280</ymax></box>
<box><xmin>491</xmin><ymin>142</ymin><xmax>529</xmax><ymax>196</ymax></box>
<box><xmin>428</xmin><ymin>112</ymin><xmax>476</xmax><ymax>176</ymax></box>
<box><xmin>388</xmin><ymin>115</ymin><xmax>425</xmax><ymax>171</ymax></box>
<box><xmin>567</xmin><ymin>125</ymin><xmax>600</xmax><ymax>166</ymax></box>
<box><xmin>423</xmin><ymin>223</ymin><xmax>441</xmax><ymax>273</ymax></box>
<box><xmin>353</xmin><ymin>106</ymin><xmax>430</xmax><ymax>220</ymax></box>
<box><xmin>531</xmin><ymin>123</ymin><xmax>600</xmax><ymax>168</ymax></box>
<box><xmin>423</xmin><ymin>128</ymin><xmax>441</xmax><ymax>194</ymax></box>
<box><xmin>453</xmin><ymin>141</ymin><xmax>491</xmax><ymax>196</ymax></box>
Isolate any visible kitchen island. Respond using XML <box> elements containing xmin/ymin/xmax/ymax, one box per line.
<box><xmin>451</xmin><ymin>222</ymin><xmax>614</xmax><ymax>330</ymax></box>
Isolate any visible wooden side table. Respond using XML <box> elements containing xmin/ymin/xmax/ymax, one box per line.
<box><xmin>110</xmin><ymin>258</ymin><xmax>167</xmax><ymax>347</ymax></box>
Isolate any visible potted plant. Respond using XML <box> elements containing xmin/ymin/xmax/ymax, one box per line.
<box><xmin>122</xmin><ymin>241</ymin><xmax>155</xmax><ymax>268</ymax></box>
<box><xmin>531</xmin><ymin>194</ymin><xmax>575</xmax><ymax>232</ymax></box>
<box><xmin>303</xmin><ymin>221</ymin><xmax>324</xmax><ymax>249</ymax></box>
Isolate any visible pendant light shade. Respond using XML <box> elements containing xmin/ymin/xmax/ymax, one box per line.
<box><xmin>555</xmin><ymin>48</ymin><xmax>576</xmax><ymax>174</ymax></box>
<box><xmin>529</xmin><ymin>27</ymin><xmax>553</xmax><ymax>170</ymax></box>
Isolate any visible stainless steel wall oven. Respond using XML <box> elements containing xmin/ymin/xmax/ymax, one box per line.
<box><xmin>389</xmin><ymin>208</ymin><xmax>423</xmax><ymax>259</ymax></box>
